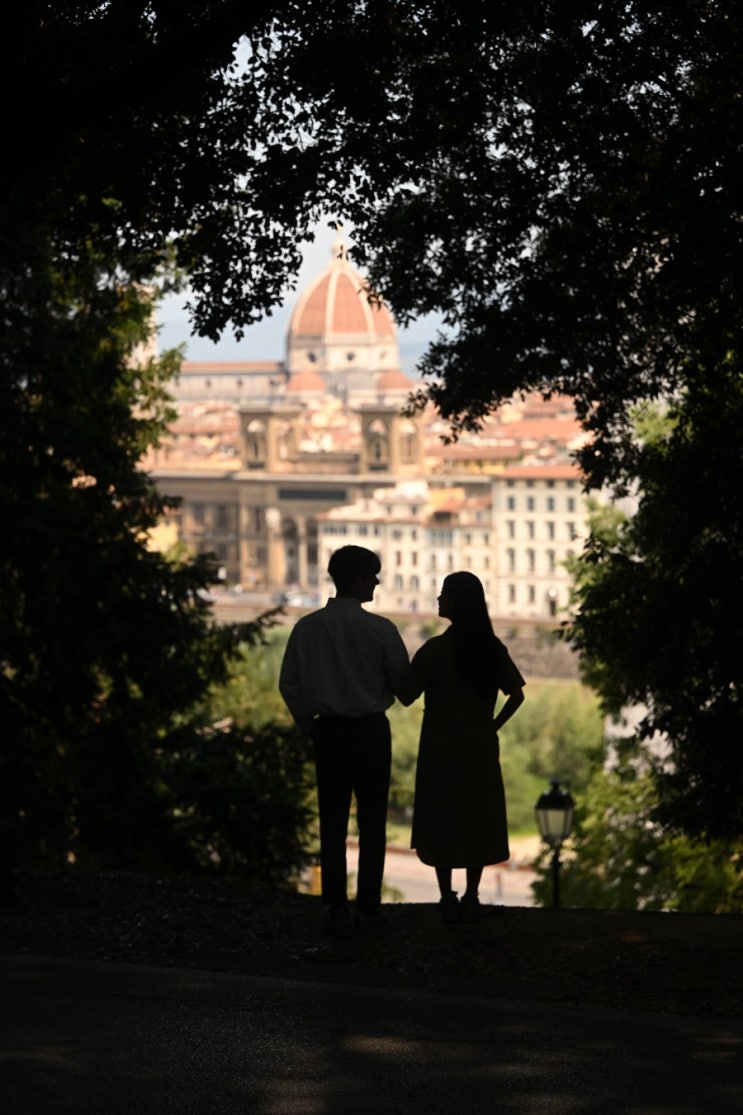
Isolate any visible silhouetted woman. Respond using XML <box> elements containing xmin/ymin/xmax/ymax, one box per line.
<box><xmin>401</xmin><ymin>572</ymin><xmax>525</xmax><ymax>921</ymax></box>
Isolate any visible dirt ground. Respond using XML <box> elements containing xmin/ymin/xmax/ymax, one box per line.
<box><xmin>2</xmin><ymin>868</ymin><xmax>741</xmax><ymax>1020</ymax></box>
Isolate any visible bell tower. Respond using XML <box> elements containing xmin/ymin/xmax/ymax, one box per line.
<box><xmin>358</xmin><ymin>405</ymin><xmax>424</xmax><ymax>474</ymax></box>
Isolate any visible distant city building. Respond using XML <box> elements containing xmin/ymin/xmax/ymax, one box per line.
<box><xmin>143</xmin><ymin>240</ymin><xmax>593</xmax><ymax>617</ymax></box>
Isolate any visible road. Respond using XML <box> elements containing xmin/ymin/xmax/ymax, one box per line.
<box><xmin>5</xmin><ymin>954</ymin><xmax>742</xmax><ymax>1114</ymax></box>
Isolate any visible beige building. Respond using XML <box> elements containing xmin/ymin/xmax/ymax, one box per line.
<box><xmin>144</xmin><ymin>241</ymin><xmax>591</xmax><ymax>618</ymax></box>
<box><xmin>316</xmin><ymin>468</ymin><xmax>582</xmax><ymax>619</ymax></box>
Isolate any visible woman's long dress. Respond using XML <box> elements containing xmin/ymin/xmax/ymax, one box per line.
<box><xmin>406</xmin><ymin>629</ymin><xmax>525</xmax><ymax>868</ymax></box>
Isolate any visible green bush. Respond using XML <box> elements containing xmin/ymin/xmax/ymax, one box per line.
<box><xmin>161</xmin><ymin>722</ymin><xmax>315</xmax><ymax>882</ymax></box>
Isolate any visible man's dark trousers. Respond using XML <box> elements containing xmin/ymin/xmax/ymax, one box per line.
<box><xmin>312</xmin><ymin>712</ymin><xmax>391</xmax><ymax>911</ymax></box>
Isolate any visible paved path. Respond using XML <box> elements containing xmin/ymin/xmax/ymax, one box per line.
<box><xmin>3</xmin><ymin>954</ymin><xmax>742</xmax><ymax>1114</ymax></box>
<box><xmin>347</xmin><ymin>842</ymin><xmax>538</xmax><ymax>906</ymax></box>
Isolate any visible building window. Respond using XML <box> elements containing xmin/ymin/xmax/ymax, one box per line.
<box><xmin>526</xmin><ymin>496</ymin><xmax>535</xmax><ymax>511</ymax></box>
<box><xmin>547</xmin><ymin>520</ymin><xmax>555</xmax><ymax>540</ymax></box>
<box><xmin>507</xmin><ymin>548</ymin><xmax>516</xmax><ymax>572</ymax></box>
<box><xmin>395</xmin><ymin>550</ymin><xmax>402</xmax><ymax>566</ymax></box>
<box><xmin>358</xmin><ymin>524</ymin><xmax>368</xmax><ymax>536</ymax></box>
<box><xmin>483</xmin><ymin>555</ymin><xmax>490</xmax><ymax>569</ymax></box>
<box><xmin>507</xmin><ymin>520</ymin><xmax>515</xmax><ymax>538</ymax></box>
<box><xmin>394</xmin><ymin>574</ymin><xmax>403</xmax><ymax>590</ymax></box>
<box><xmin>411</xmin><ymin>575</ymin><xmax>419</xmax><ymax>591</ymax></box>
<box><xmin>567</xmin><ymin>521</ymin><xmax>577</xmax><ymax>540</ymax></box>
<box><xmin>411</xmin><ymin>551</ymin><xmax>418</xmax><ymax>567</ymax></box>
<box><xmin>527</xmin><ymin>548</ymin><xmax>535</xmax><ymax>572</ymax></box>
<box><xmin>527</xmin><ymin>520</ymin><xmax>535</xmax><ymax>540</ymax></box>
<box><xmin>508</xmin><ymin>584</ymin><xmax>516</xmax><ymax>603</ymax></box>
<box><xmin>507</xmin><ymin>496</ymin><xmax>516</xmax><ymax>511</ymax></box>
<box><xmin>567</xmin><ymin>497</ymin><xmax>576</xmax><ymax>512</ymax></box>
<box><xmin>528</xmin><ymin>585</ymin><xmax>536</xmax><ymax>604</ymax></box>
<box><xmin>547</xmin><ymin>549</ymin><xmax>556</xmax><ymax>572</ymax></box>
<box><xmin>216</xmin><ymin>505</ymin><xmax>229</xmax><ymax>530</ymax></box>
<box><xmin>546</xmin><ymin>496</ymin><xmax>555</xmax><ymax>511</ymax></box>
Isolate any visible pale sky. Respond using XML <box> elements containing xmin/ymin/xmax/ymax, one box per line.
<box><xmin>156</xmin><ymin>224</ymin><xmax>438</xmax><ymax>373</ymax></box>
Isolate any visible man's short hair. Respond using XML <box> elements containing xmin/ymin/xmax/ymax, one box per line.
<box><xmin>327</xmin><ymin>545</ymin><xmax>381</xmax><ymax>589</ymax></box>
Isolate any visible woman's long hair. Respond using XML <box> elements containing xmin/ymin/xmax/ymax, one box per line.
<box><xmin>443</xmin><ymin>572</ymin><xmax>499</xmax><ymax>697</ymax></box>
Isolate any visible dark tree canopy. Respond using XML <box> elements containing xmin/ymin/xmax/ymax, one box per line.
<box><xmin>11</xmin><ymin>4</ymin><xmax>741</xmax><ymax>480</ymax></box>
<box><xmin>244</xmin><ymin>1</ymin><xmax>743</xmax><ymax>490</ymax></box>
<box><xmin>4</xmin><ymin>3</ymin><xmax>743</xmax><ymax>857</ymax></box>
<box><xmin>1</xmin><ymin>2</ymin><xmax>305</xmax><ymax>870</ymax></box>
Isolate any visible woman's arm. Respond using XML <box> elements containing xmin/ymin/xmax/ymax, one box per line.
<box><xmin>493</xmin><ymin>687</ymin><xmax>524</xmax><ymax>732</ymax></box>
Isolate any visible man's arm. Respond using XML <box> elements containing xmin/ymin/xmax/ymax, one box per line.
<box><xmin>278</xmin><ymin>631</ymin><xmax>314</xmax><ymax>734</ymax></box>
<box><xmin>383</xmin><ymin>622</ymin><xmax>412</xmax><ymax>703</ymax></box>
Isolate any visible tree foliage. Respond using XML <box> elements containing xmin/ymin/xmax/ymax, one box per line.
<box><xmin>245</xmin><ymin>2</ymin><xmax>743</xmax><ymax>484</ymax></box>
<box><xmin>564</xmin><ymin>376</ymin><xmax>743</xmax><ymax>840</ymax></box>
<box><xmin>6</xmin><ymin>3</ymin><xmax>743</xmax><ymax>868</ymax></box>
<box><xmin>1</xmin><ymin>2</ymin><xmax>301</xmax><ymax>871</ymax></box>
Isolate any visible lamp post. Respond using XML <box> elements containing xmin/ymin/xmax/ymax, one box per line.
<box><xmin>534</xmin><ymin>779</ymin><xmax>575</xmax><ymax>908</ymax></box>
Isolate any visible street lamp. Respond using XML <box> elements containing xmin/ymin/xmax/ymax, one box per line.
<box><xmin>534</xmin><ymin>779</ymin><xmax>575</xmax><ymax>908</ymax></box>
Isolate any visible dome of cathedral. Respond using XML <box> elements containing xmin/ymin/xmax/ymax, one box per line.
<box><xmin>285</xmin><ymin>238</ymin><xmax>399</xmax><ymax>380</ymax></box>
<box><xmin>288</xmin><ymin>239</ymin><xmax>396</xmax><ymax>342</ymax></box>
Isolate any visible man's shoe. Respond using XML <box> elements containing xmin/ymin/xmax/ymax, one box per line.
<box><xmin>323</xmin><ymin>902</ymin><xmax>354</xmax><ymax>938</ymax></box>
<box><xmin>439</xmin><ymin>891</ymin><xmax>460</xmax><ymax>924</ymax></box>
<box><xmin>354</xmin><ymin>905</ymin><xmax>387</xmax><ymax>935</ymax></box>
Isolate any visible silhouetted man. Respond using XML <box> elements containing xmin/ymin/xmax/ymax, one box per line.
<box><xmin>279</xmin><ymin>546</ymin><xmax>409</xmax><ymax>936</ymax></box>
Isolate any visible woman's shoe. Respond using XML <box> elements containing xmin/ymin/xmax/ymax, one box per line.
<box><xmin>460</xmin><ymin>892</ymin><xmax>482</xmax><ymax>922</ymax></box>
<box><xmin>439</xmin><ymin>891</ymin><xmax>460</xmax><ymax>923</ymax></box>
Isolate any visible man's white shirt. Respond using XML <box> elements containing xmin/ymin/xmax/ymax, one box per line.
<box><xmin>279</xmin><ymin>598</ymin><xmax>410</xmax><ymax>732</ymax></box>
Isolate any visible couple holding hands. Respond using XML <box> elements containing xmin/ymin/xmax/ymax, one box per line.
<box><xmin>279</xmin><ymin>545</ymin><xmax>525</xmax><ymax>935</ymax></box>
